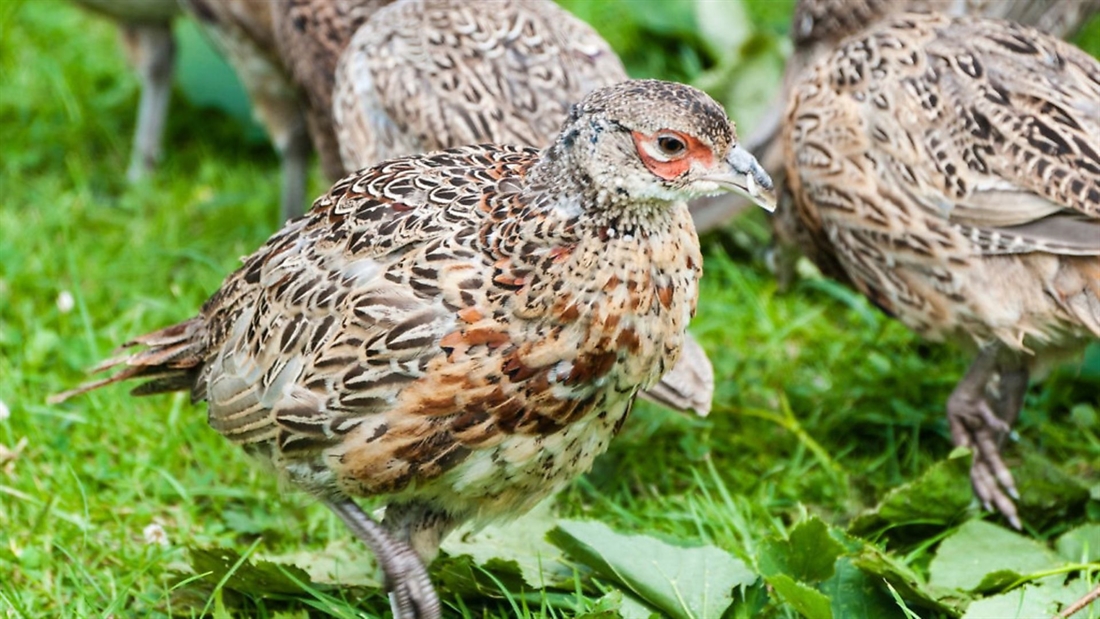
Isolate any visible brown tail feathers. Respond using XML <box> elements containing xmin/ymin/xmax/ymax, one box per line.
<box><xmin>48</xmin><ymin>317</ymin><xmax>206</xmax><ymax>404</ymax></box>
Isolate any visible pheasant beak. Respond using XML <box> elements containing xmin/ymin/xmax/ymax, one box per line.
<box><xmin>703</xmin><ymin>144</ymin><xmax>777</xmax><ymax>212</ymax></box>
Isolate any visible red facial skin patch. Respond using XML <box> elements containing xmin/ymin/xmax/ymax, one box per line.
<box><xmin>631</xmin><ymin>130</ymin><xmax>714</xmax><ymax>181</ymax></box>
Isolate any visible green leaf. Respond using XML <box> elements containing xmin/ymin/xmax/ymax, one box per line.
<box><xmin>851</xmin><ymin>545</ymin><xmax>966</xmax><ymax>615</ymax></box>
<box><xmin>1013</xmin><ymin>452</ymin><xmax>1090</xmax><ymax>530</ymax></box>
<box><xmin>694</xmin><ymin>0</ymin><xmax>751</xmax><ymax>56</ymax></box>
<box><xmin>431</xmin><ymin>553</ymin><xmax>528</xmax><ymax>600</ymax></box>
<box><xmin>758</xmin><ymin>517</ymin><xmax>845</xmax><ymax>584</ymax></box>
<box><xmin>174</xmin><ymin>19</ymin><xmax>266</xmax><ymax>142</ymax></box>
<box><xmin>823</xmin><ymin>558</ymin><xmax>908</xmax><ymax>619</ymax></box>
<box><xmin>440</xmin><ymin>499</ymin><xmax>574</xmax><ymax>589</ymax></box>
<box><xmin>581</xmin><ymin>590</ymin><xmax>662</xmax><ymax>619</ymax></box>
<box><xmin>260</xmin><ymin>538</ymin><xmax>382</xmax><ymax>588</ymax></box>
<box><xmin>1056</xmin><ymin>523</ymin><xmax>1100</xmax><ymax>563</ymax></box>
<box><xmin>767</xmin><ymin>574</ymin><xmax>832</xmax><ymax>619</ymax></box>
<box><xmin>548</xmin><ymin>519</ymin><xmax>755</xmax><ymax>619</ymax></box>
<box><xmin>961</xmin><ymin>575</ymin><xmax>1098</xmax><ymax>619</ymax></box>
<box><xmin>849</xmin><ymin>454</ymin><xmax>973</xmax><ymax>539</ymax></box>
<box><xmin>187</xmin><ymin>546</ymin><xmax>315</xmax><ymax>596</ymax></box>
<box><xmin>928</xmin><ymin>520</ymin><xmax>1064</xmax><ymax>593</ymax></box>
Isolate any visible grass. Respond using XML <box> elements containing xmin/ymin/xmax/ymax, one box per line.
<box><xmin>2</xmin><ymin>1</ymin><xmax>1099</xmax><ymax>617</ymax></box>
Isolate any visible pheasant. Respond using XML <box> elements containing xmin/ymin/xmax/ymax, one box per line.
<box><xmin>318</xmin><ymin>0</ymin><xmax>715</xmax><ymax>415</ymax></box>
<box><xmin>52</xmin><ymin>80</ymin><xmax>777</xmax><ymax>618</ymax></box>
<box><xmin>270</xmin><ymin>0</ymin><xmax>391</xmax><ymax>183</ymax></box>
<box><xmin>71</xmin><ymin>0</ymin><xmax>180</xmax><ymax>182</ymax></box>
<box><xmin>782</xmin><ymin>12</ymin><xmax>1100</xmax><ymax>527</ymax></box>
<box><xmin>690</xmin><ymin>0</ymin><xmax>1100</xmax><ymax>236</ymax></box>
<box><xmin>179</xmin><ymin>0</ymin><xmax>319</xmax><ymax>221</ymax></box>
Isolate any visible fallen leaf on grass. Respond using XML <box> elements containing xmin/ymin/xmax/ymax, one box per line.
<box><xmin>440</xmin><ymin>498</ymin><xmax>574</xmax><ymax>589</ymax></box>
<box><xmin>548</xmin><ymin>519</ymin><xmax>755</xmax><ymax>619</ymax></box>
<box><xmin>848</xmin><ymin>452</ymin><xmax>973</xmax><ymax>540</ymax></box>
<box><xmin>928</xmin><ymin>520</ymin><xmax>1065</xmax><ymax>594</ymax></box>
<box><xmin>1056</xmin><ymin>523</ymin><xmax>1100</xmax><ymax>563</ymax></box>
<box><xmin>961</xmin><ymin>575</ymin><xmax>1099</xmax><ymax>619</ymax></box>
<box><xmin>758</xmin><ymin>517</ymin><xmax>844</xmax><ymax>584</ymax></box>
<box><xmin>262</xmin><ymin>538</ymin><xmax>382</xmax><ymax>588</ymax></box>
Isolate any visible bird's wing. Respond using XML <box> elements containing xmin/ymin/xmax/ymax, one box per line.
<box><xmin>196</xmin><ymin>145</ymin><xmax>541</xmax><ymax>452</ymax></box>
<box><xmin>930</xmin><ymin>20</ymin><xmax>1100</xmax><ymax>255</ymax></box>
<box><xmin>830</xmin><ymin>15</ymin><xmax>1100</xmax><ymax>256</ymax></box>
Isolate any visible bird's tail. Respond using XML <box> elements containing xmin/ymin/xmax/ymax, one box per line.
<box><xmin>48</xmin><ymin>317</ymin><xmax>206</xmax><ymax>404</ymax></box>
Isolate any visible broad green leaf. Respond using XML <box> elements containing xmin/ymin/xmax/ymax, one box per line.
<box><xmin>849</xmin><ymin>454</ymin><xmax>973</xmax><ymax>539</ymax></box>
<box><xmin>852</xmin><ymin>545</ymin><xmax>966</xmax><ymax>615</ymax></box>
<box><xmin>440</xmin><ymin>499</ymin><xmax>574</xmax><ymax>589</ymax></box>
<box><xmin>1056</xmin><ymin>523</ymin><xmax>1100</xmax><ymax>563</ymax></box>
<box><xmin>187</xmin><ymin>546</ymin><xmax>314</xmax><ymax>596</ymax></box>
<box><xmin>431</xmin><ymin>553</ymin><xmax>527</xmax><ymax>600</ymax></box>
<box><xmin>631</xmin><ymin>0</ymin><xmax>698</xmax><ymax>37</ymax></box>
<box><xmin>580</xmin><ymin>590</ymin><xmax>661</xmax><ymax>619</ymax></box>
<box><xmin>823</xmin><ymin>558</ymin><xmax>907</xmax><ymax>619</ymax></box>
<box><xmin>174</xmin><ymin>19</ymin><xmax>265</xmax><ymax>142</ymax></box>
<box><xmin>767</xmin><ymin>574</ymin><xmax>832</xmax><ymax>619</ymax></box>
<box><xmin>961</xmin><ymin>575</ymin><xmax>1098</xmax><ymax>619</ymax></box>
<box><xmin>928</xmin><ymin>520</ymin><xmax>1064</xmax><ymax>593</ymax></box>
<box><xmin>548</xmin><ymin>519</ymin><xmax>755</xmax><ymax>619</ymax></box>
<box><xmin>261</xmin><ymin>538</ymin><xmax>382</xmax><ymax>588</ymax></box>
<box><xmin>694</xmin><ymin>0</ymin><xmax>751</xmax><ymax>56</ymax></box>
<box><xmin>758</xmin><ymin>517</ymin><xmax>845</xmax><ymax>584</ymax></box>
<box><xmin>1013</xmin><ymin>452</ymin><xmax>1090</xmax><ymax>530</ymax></box>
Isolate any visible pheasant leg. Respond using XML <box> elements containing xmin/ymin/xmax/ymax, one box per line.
<box><xmin>122</xmin><ymin>22</ymin><xmax>175</xmax><ymax>183</ymax></box>
<box><xmin>278</xmin><ymin>120</ymin><xmax>310</xmax><ymax>221</ymax></box>
<box><xmin>324</xmin><ymin>498</ymin><xmax>441</xmax><ymax>619</ymax></box>
<box><xmin>947</xmin><ymin>347</ymin><xmax>1020</xmax><ymax>528</ymax></box>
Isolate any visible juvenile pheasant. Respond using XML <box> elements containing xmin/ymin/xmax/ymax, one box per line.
<box><xmin>324</xmin><ymin>0</ymin><xmax>715</xmax><ymax>415</ymax></box>
<box><xmin>71</xmin><ymin>0</ymin><xmax>180</xmax><ymax>182</ymax></box>
<box><xmin>53</xmin><ymin>80</ymin><xmax>777</xmax><ymax>618</ymax></box>
<box><xmin>690</xmin><ymin>0</ymin><xmax>1100</xmax><ymax>234</ymax></box>
<box><xmin>783</xmin><ymin>13</ymin><xmax>1100</xmax><ymax>526</ymax></box>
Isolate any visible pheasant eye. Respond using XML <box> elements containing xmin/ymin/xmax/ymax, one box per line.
<box><xmin>656</xmin><ymin>134</ymin><xmax>687</xmax><ymax>157</ymax></box>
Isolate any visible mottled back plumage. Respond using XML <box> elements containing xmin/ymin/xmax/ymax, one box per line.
<box><xmin>332</xmin><ymin>0</ymin><xmax>628</xmax><ymax>169</ymax></box>
<box><xmin>785</xmin><ymin>13</ymin><xmax>1100</xmax><ymax>344</ymax></box>
<box><xmin>783</xmin><ymin>13</ymin><xmax>1100</xmax><ymax>525</ymax></box>
<box><xmin>691</xmin><ymin>0</ymin><xmax>1100</xmax><ymax>235</ymax></box>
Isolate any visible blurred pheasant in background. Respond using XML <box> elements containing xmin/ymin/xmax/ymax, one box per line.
<box><xmin>782</xmin><ymin>12</ymin><xmax>1100</xmax><ymax>527</ymax></box>
<box><xmin>270</xmin><ymin>0</ymin><xmax>391</xmax><ymax>182</ymax></box>
<box><xmin>71</xmin><ymin>0</ymin><xmax>180</xmax><ymax>182</ymax></box>
<box><xmin>689</xmin><ymin>0</ymin><xmax>1100</xmax><ymax>236</ymax></box>
<box><xmin>180</xmin><ymin>0</ymin><xmax>322</xmax><ymax>221</ymax></box>
<box><xmin>52</xmin><ymin>80</ymin><xmax>777</xmax><ymax>619</ymax></box>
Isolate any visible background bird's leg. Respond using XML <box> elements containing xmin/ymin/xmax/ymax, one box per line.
<box><xmin>323</xmin><ymin>498</ymin><xmax>441</xmax><ymax>619</ymax></box>
<box><xmin>277</xmin><ymin>117</ymin><xmax>310</xmax><ymax>222</ymax></box>
<box><xmin>947</xmin><ymin>345</ymin><xmax>1021</xmax><ymax>528</ymax></box>
<box><xmin>120</xmin><ymin>22</ymin><xmax>175</xmax><ymax>183</ymax></box>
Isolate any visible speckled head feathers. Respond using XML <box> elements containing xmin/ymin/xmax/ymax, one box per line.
<box><xmin>541</xmin><ymin>79</ymin><xmax>774</xmax><ymax>213</ymax></box>
<box><xmin>570</xmin><ymin>79</ymin><xmax>734</xmax><ymax>158</ymax></box>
